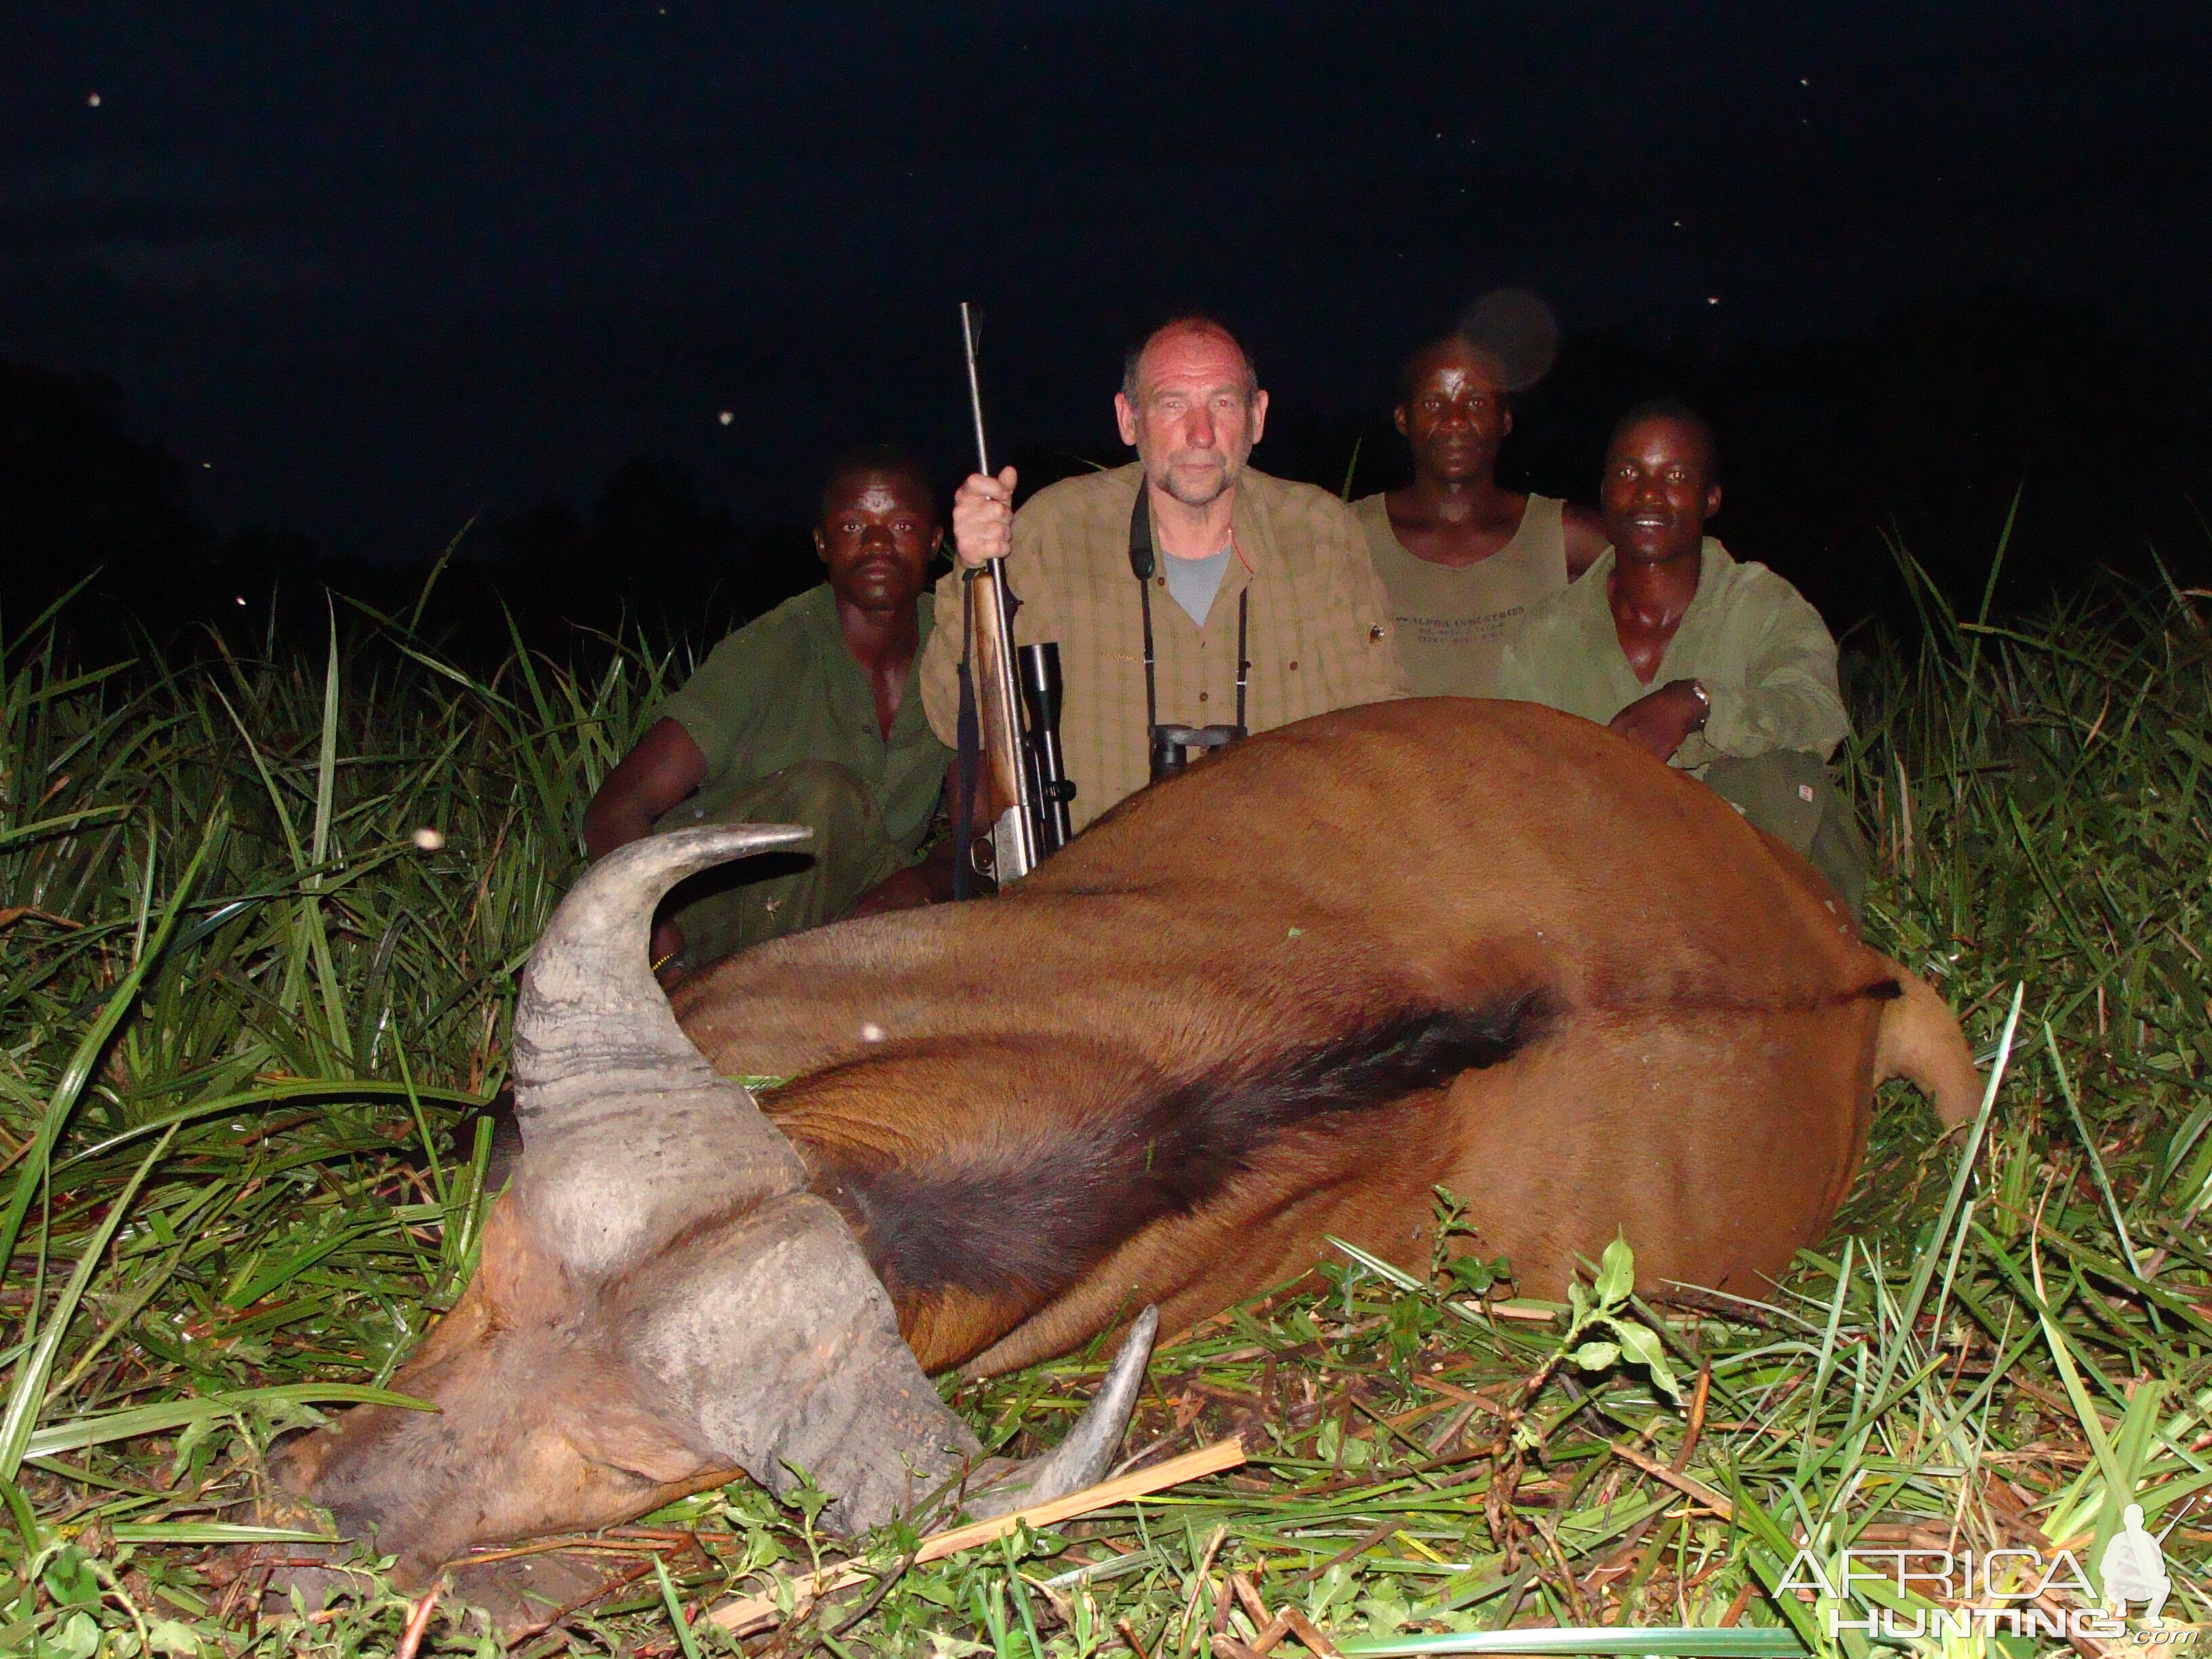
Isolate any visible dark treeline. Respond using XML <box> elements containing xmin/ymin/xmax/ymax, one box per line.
<box><xmin>4</xmin><ymin>287</ymin><xmax>2207</xmax><ymax>669</ymax></box>
<box><xmin>0</xmin><ymin>356</ymin><xmax>817</xmax><ymax>666</ymax></box>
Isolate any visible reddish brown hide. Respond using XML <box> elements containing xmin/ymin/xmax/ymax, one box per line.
<box><xmin>676</xmin><ymin>697</ymin><xmax>1979</xmax><ymax>1375</ymax></box>
<box><xmin>279</xmin><ymin>697</ymin><xmax>1976</xmax><ymax>1582</ymax></box>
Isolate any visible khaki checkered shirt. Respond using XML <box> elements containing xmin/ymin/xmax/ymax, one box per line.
<box><xmin>920</xmin><ymin>463</ymin><xmax>1410</xmax><ymax>832</ymax></box>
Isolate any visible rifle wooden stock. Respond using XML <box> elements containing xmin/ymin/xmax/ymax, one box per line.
<box><xmin>964</xmin><ymin>559</ymin><xmax>1039</xmax><ymax>882</ymax></box>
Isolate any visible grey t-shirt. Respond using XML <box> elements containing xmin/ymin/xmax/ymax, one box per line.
<box><xmin>1164</xmin><ymin>546</ymin><xmax>1233</xmax><ymax>626</ymax></box>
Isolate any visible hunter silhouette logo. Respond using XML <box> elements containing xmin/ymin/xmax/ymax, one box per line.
<box><xmin>2101</xmin><ymin>1504</ymin><xmax>2172</xmax><ymax>1622</ymax></box>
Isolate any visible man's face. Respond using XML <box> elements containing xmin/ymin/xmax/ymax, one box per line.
<box><xmin>1395</xmin><ymin>344</ymin><xmax>1510</xmax><ymax>484</ymax></box>
<box><xmin>814</xmin><ymin>470</ymin><xmax>941</xmax><ymax>612</ymax></box>
<box><xmin>1114</xmin><ymin>327</ymin><xmax>1268</xmax><ymax>510</ymax></box>
<box><xmin>1601</xmin><ymin>417</ymin><xmax>1721</xmax><ymax>569</ymax></box>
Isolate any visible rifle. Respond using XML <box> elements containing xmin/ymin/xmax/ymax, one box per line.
<box><xmin>958</xmin><ymin>303</ymin><xmax>1075</xmax><ymax>886</ymax></box>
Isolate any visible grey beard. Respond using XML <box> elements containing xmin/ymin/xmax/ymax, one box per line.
<box><xmin>1153</xmin><ymin>460</ymin><xmax>1237</xmax><ymax>509</ymax></box>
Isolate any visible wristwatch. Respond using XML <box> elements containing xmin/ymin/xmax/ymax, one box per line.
<box><xmin>1685</xmin><ymin>679</ymin><xmax>1711</xmax><ymax>731</ymax></box>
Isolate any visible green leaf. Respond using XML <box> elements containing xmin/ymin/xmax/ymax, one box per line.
<box><xmin>1446</xmin><ymin>1255</ymin><xmax>1500</xmax><ymax>1295</ymax></box>
<box><xmin>1595</xmin><ymin>1234</ymin><xmax>1635</xmax><ymax>1305</ymax></box>
<box><xmin>23</xmin><ymin>1383</ymin><xmax>433</xmax><ymax>1460</ymax></box>
<box><xmin>1611</xmin><ymin>1319</ymin><xmax>1684</xmax><ymax>1403</ymax></box>
<box><xmin>48</xmin><ymin>1609</ymin><xmax>99</xmax><ymax>1659</ymax></box>
<box><xmin>654</xmin><ymin>1553</ymin><xmax>705</xmax><ymax>1659</ymax></box>
<box><xmin>0</xmin><ymin>1127</ymin><xmax>178</xmax><ymax>1483</ymax></box>
<box><xmin>146</xmin><ymin>1619</ymin><xmax>208</xmax><ymax>1658</ymax></box>
<box><xmin>108</xmin><ymin>1522</ymin><xmax>333</xmax><ymax>1545</ymax></box>
<box><xmin>1568</xmin><ymin>1340</ymin><xmax>1620</xmax><ymax>1372</ymax></box>
<box><xmin>42</xmin><ymin>1545</ymin><xmax>101</xmax><ymax>1608</ymax></box>
<box><xmin>0</xmin><ymin>818</ymin><xmax>224</xmax><ymax>1278</ymax></box>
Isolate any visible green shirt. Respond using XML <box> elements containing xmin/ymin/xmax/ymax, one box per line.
<box><xmin>653</xmin><ymin>584</ymin><xmax>951</xmax><ymax>858</ymax></box>
<box><xmin>1492</xmin><ymin>539</ymin><xmax>1849</xmax><ymax>772</ymax></box>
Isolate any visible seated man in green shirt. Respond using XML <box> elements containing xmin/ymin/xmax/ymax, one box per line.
<box><xmin>581</xmin><ymin>447</ymin><xmax>954</xmax><ymax>972</ymax></box>
<box><xmin>1494</xmin><ymin>399</ymin><xmax>1870</xmax><ymax>916</ymax></box>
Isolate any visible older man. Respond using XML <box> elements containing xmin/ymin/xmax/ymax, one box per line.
<box><xmin>583</xmin><ymin>447</ymin><xmax>954</xmax><ymax>970</ymax></box>
<box><xmin>1353</xmin><ymin>333</ymin><xmax>1607</xmax><ymax>697</ymax></box>
<box><xmin>920</xmin><ymin>316</ymin><xmax>1408</xmax><ymax>832</ymax></box>
<box><xmin>1494</xmin><ymin>400</ymin><xmax>1868</xmax><ymax>914</ymax></box>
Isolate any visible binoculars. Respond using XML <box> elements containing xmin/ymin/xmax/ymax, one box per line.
<box><xmin>1149</xmin><ymin>722</ymin><xmax>1247</xmax><ymax>781</ymax></box>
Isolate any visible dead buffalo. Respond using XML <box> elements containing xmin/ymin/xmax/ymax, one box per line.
<box><xmin>275</xmin><ymin>698</ymin><xmax>1978</xmax><ymax>1583</ymax></box>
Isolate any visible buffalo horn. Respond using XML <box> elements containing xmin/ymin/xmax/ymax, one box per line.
<box><xmin>966</xmin><ymin>1307</ymin><xmax>1159</xmax><ymax>1519</ymax></box>
<box><xmin>510</xmin><ymin>823</ymin><xmax>1157</xmax><ymax>1534</ymax></box>
<box><xmin>509</xmin><ymin>823</ymin><xmax>815</xmax><ymax>1276</ymax></box>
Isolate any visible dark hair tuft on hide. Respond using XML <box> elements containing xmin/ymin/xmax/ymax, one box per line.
<box><xmin>826</xmin><ymin>994</ymin><xmax>1548</xmax><ymax>1300</ymax></box>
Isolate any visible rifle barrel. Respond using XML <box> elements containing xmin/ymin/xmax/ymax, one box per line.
<box><xmin>960</xmin><ymin>302</ymin><xmax>991</xmax><ymax>476</ymax></box>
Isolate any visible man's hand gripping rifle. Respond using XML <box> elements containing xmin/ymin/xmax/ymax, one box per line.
<box><xmin>956</xmin><ymin>302</ymin><xmax>1075</xmax><ymax>888</ymax></box>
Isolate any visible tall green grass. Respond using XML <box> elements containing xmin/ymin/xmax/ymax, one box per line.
<box><xmin>0</xmin><ymin>570</ymin><xmax>2206</xmax><ymax>1657</ymax></box>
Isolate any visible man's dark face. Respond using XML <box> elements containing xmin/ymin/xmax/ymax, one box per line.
<box><xmin>1601</xmin><ymin>417</ymin><xmax>1721</xmax><ymax>569</ymax></box>
<box><xmin>815</xmin><ymin>470</ymin><xmax>942</xmax><ymax>613</ymax></box>
<box><xmin>1394</xmin><ymin>343</ymin><xmax>1510</xmax><ymax>485</ymax></box>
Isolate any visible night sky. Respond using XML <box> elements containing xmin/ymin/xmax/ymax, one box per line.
<box><xmin>5</xmin><ymin>3</ymin><xmax>2207</xmax><ymax>565</ymax></box>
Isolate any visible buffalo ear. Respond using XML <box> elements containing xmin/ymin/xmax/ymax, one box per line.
<box><xmin>568</xmin><ymin>1399</ymin><xmax>713</xmax><ymax>1488</ymax></box>
<box><xmin>266</xmin><ymin>1425</ymin><xmax>330</xmax><ymax>1495</ymax></box>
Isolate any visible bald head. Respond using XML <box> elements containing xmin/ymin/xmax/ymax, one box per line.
<box><xmin>1121</xmin><ymin>317</ymin><xmax>1258</xmax><ymax>406</ymax></box>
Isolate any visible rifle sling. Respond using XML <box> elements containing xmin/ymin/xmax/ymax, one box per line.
<box><xmin>1236</xmin><ymin>586</ymin><xmax>1249</xmax><ymax>731</ymax></box>
<box><xmin>951</xmin><ymin>573</ymin><xmax>980</xmax><ymax>900</ymax></box>
<box><xmin>1126</xmin><ymin>488</ymin><xmax>1159</xmax><ymax>736</ymax></box>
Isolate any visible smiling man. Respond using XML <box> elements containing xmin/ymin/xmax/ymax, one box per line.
<box><xmin>1352</xmin><ymin>333</ymin><xmax>1607</xmax><ymax>697</ymax></box>
<box><xmin>581</xmin><ymin>447</ymin><xmax>954</xmax><ymax>970</ymax></box>
<box><xmin>1494</xmin><ymin>399</ymin><xmax>1867</xmax><ymax>914</ymax></box>
<box><xmin>920</xmin><ymin>316</ymin><xmax>1408</xmax><ymax>832</ymax></box>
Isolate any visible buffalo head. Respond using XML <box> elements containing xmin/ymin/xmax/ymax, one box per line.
<box><xmin>273</xmin><ymin>826</ymin><xmax>1153</xmax><ymax>1587</ymax></box>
